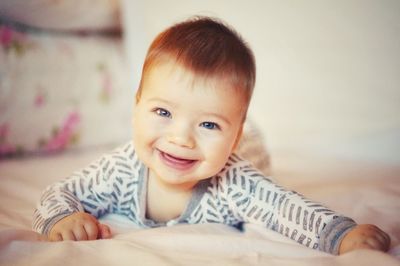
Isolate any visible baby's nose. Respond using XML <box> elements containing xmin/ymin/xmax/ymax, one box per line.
<box><xmin>167</xmin><ymin>124</ymin><xmax>195</xmax><ymax>148</ymax></box>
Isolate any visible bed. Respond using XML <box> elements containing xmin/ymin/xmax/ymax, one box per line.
<box><xmin>1</xmin><ymin>145</ymin><xmax>400</xmax><ymax>266</ymax></box>
<box><xmin>1</xmin><ymin>1</ymin><xmax>400</xmax><ymax>265</ymax></box>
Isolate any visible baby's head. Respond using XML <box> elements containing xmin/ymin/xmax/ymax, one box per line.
<box><xmin>136</xmin><ymin>16</ymin><xmax>256</xmax><ymax>118</ymax></box>
<box><xmin>133</xmin><ymin>17</ymin><xmax>256</xmax><ymax>189</ymax></box>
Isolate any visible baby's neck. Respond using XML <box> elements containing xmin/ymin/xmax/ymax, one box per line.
<box><xmin>145</xmin><ymin>171</ymin><xmax>195</xmax><ymax>222</ymax></box>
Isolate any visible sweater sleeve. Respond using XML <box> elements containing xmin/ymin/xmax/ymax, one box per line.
<box><xmin>219</xmin><ymin>154</ymin><xmax>357</xmax><ymax>255</ymax></box>
<box><xmin>32</xmin><ymin>142</ymin><xmax>138</xmax><ymax>235</ymax></box>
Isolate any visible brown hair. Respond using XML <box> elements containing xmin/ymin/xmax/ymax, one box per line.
<box><xmin>136</xmin><ymin>16</ymin><xmax>256</xmax><ymax>111</ymax></box>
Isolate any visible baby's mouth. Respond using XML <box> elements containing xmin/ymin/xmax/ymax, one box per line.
<box><xmin>158</xmin><ymin>150</ymin><xmax>197</xmax><ymax>170</ymax></box>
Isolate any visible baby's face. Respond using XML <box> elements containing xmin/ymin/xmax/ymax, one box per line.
<box><xmin>133</xmin><ymin>62</ymin><xmax>246</xmax><ymax>190</ymax></box>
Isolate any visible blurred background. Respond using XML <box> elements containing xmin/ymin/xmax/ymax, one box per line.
<box><xmin>1</xmin><ymin>0</ymin><xmax>399</xmax><ymax>168</ymax></box>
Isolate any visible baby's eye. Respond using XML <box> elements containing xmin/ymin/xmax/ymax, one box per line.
<box><xmin>200</xmin><ymin>122</ymin><xmax>220</xmax><ymax>130</ymax></box>
<box><xmin>154</xmin><ymin>108</ymin><xmax>171</xmax><ymax>118</ymax></box>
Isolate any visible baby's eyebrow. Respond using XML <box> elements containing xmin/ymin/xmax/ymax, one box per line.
<box><xmin>202</xmin><ymin>112</ymin><xmax>231</xmax><ymax>126</ymax></box>
<box><xmin>147</xmin><ymin>97</ymin><xmax>174</xmax><ymax>106</ymax></box>
<box><xmin>146</xmin><ymin>96</ymin><xmax>176</xmax><ymax>108</ymax></box>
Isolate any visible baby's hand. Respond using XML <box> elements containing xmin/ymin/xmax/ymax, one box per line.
<box><xmin>49</xmin><ymin>212</ymin><xmax>111</xmax><ymax>241</ymax></box>
<box><xmin>339</xmin><ymin>224</ymin><xmax>390</xmax><ymax>254</ymax></box>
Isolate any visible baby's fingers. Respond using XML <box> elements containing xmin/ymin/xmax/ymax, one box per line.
<box><xmin>49</xmin><ymin>232</ymin><xmax>63</xmax><ymax>242</ymax></box>
<box><xmin>364</xmin><ymin>225</ymin><xmax>391</xmax><ymax>251</ymax></box>
<box><xmin>98</xmin><ymin>223</ymin><xmax>111</xmax><ymax>239</ymax></box>
<box><xmin>61</xmin><ymin>230</ymin><xmax>76</xmax><ymax>241</ymax></box>
<box><xmin>373</xmin><ymin>231</ymin><xmax>391</xmax><ymax>251</ymax></box>
<box><xmin>72</xmin><ymin>226</ymin><xmax>89</xmax><ymax>241</ymax></box>
<box><xmin>379</xmin><ymin>229</ymin><xmax>391</xmax><ymax>247</ymax></box>
<box><xmin>84</xmin><ymin>221</ymin><xmax>99</xmax><ymax>240</ymax></box>
<box><xmin>339</xmin><ymin>224</ymin><xmax>391</xmax><ymax>254</ymax></box>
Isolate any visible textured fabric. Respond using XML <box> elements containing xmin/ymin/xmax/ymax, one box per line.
<box><xmin>33</xmin><ymin>141</ymin><xmax>356</xmax><ymax>254</ymax></box>
<box><xmin>0</xmin><ymin>24</ymin><xmax>131</xmax><ymax>157</ymax></box>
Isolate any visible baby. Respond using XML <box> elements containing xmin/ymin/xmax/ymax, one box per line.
<box><xmin>33</xmin><ymin>16</ymin><xmax>390</xmax><ymax>255</ymax></box>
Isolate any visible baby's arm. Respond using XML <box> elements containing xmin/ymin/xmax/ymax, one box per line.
<box><xmin>33</xmin><ymin>166</ymin><xmax>114</xmax><ymax>240</ymax></box>
<box><xmin>223</xmin><ymin>159</ymin><xmax>389</xmax><ymax>255</ymax></box>
<box><xmin>33</xmin><ymin>142</ymin><xmax>136</xmax><ymax>241</ymax></box>
<box><xmin>339</xmin><ymin>224</ymin><xmax>391</xmax><ymax>254</ymax></box>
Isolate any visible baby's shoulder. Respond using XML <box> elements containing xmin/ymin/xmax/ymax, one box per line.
<box><xmin>88</xmin><ymin>141</ymin><xmax>143</xmax><ymax>181</ymax></box>
<box><xmin>212</xmin><ymin>154</ymin><xmax>273</xmax><ymax>192</ymax></box>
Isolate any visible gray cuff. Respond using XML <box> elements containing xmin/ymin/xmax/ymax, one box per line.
<box><xmin>42</xmin><ymin>211</ymin><xmax>76</xmax><ymax>236</ymax></box>
<box><xmin>319</xmin><ymin>216</ymin><xmax>357</xmax><ymax>255</ymax></box>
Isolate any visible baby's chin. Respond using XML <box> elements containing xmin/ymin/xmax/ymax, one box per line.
<box><xmin>151</xmin><ymin>168</ymin><xmax>213</xmax><ymax>188</ymax></box>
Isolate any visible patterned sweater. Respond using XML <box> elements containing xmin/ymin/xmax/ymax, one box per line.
<box><xmin>33</xmin><ymin>141</ymin><xmax>356</xmax><ymax>254</ymax></box>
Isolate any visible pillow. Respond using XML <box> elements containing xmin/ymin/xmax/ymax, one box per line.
<box><xmin>0</xmin><ymin>24</ymin><xmax>133</xmax><ymax>157</ymax></box>
<box><xmin>0</xmin><ymin>0</ymin><xmax>120</xmax><ymax>32</ymax></box>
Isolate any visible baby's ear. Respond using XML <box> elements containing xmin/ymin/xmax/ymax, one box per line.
<box><xmin>135</xmin><ymin>91</ymin><xmax>141</xmax><ymax>104</ymax></box>
<box><xmin>135</xmin><ymin>86</ymin><xmax>143</xmax><ymax>104</ymax></box>
<box><xmin>232</xmin><ymin>124</ymin><xmax>244</xmax><ymax>151</ymax></box>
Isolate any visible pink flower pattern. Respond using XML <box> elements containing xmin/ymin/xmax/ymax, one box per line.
<box><xmin>43</xmin><ymin>112</ymin><xmax>81</xmax><ymax>152</ymax></box>
<box><xmin>0</xmin><ymin>25</ymin><xmax>29</xmax><ymax>54</ymax></box>
<box><xmin>0</xmin><ymin>112</ymin><xmax>82</xmax><ymax>157</ymax></box>
<box><xmin>0</xmin><ymin>26</ymin><xmax>13</xmax><ymax>47</ymax></box>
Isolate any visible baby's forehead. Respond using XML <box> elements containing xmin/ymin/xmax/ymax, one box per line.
<box><xmin>147</xmin><ymin>61</ymin><xmax>241</xmax><ymax>92</ymax></box>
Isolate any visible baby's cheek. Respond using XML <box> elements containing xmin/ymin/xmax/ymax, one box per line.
<box><xmin>210</xmin><ymin>147</ymin><xmax>233</xmax><ymax>169</ymax></box>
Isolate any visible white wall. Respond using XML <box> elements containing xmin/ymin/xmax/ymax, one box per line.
<box><xmin>123</xmin><ymin>0</ymin><xmax>400</xmax><ymax>165</ymax></box>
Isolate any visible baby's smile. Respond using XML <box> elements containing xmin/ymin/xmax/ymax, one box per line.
<box><xmin>157</xmin><ymin>149</ymin><xmax>198</xmax><ymax>171</ymax></box>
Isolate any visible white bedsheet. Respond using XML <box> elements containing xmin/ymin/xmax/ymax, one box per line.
<box><xmin>0</xmin><ymin>147</ymin><xmax>399</xmax><ymax>266</ymax></box>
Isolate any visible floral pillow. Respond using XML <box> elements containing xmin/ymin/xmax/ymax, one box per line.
<box><xmin>0</xmin><ymin>24</ymin><xmax>133</xmax><ymax>157</ymax></box>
